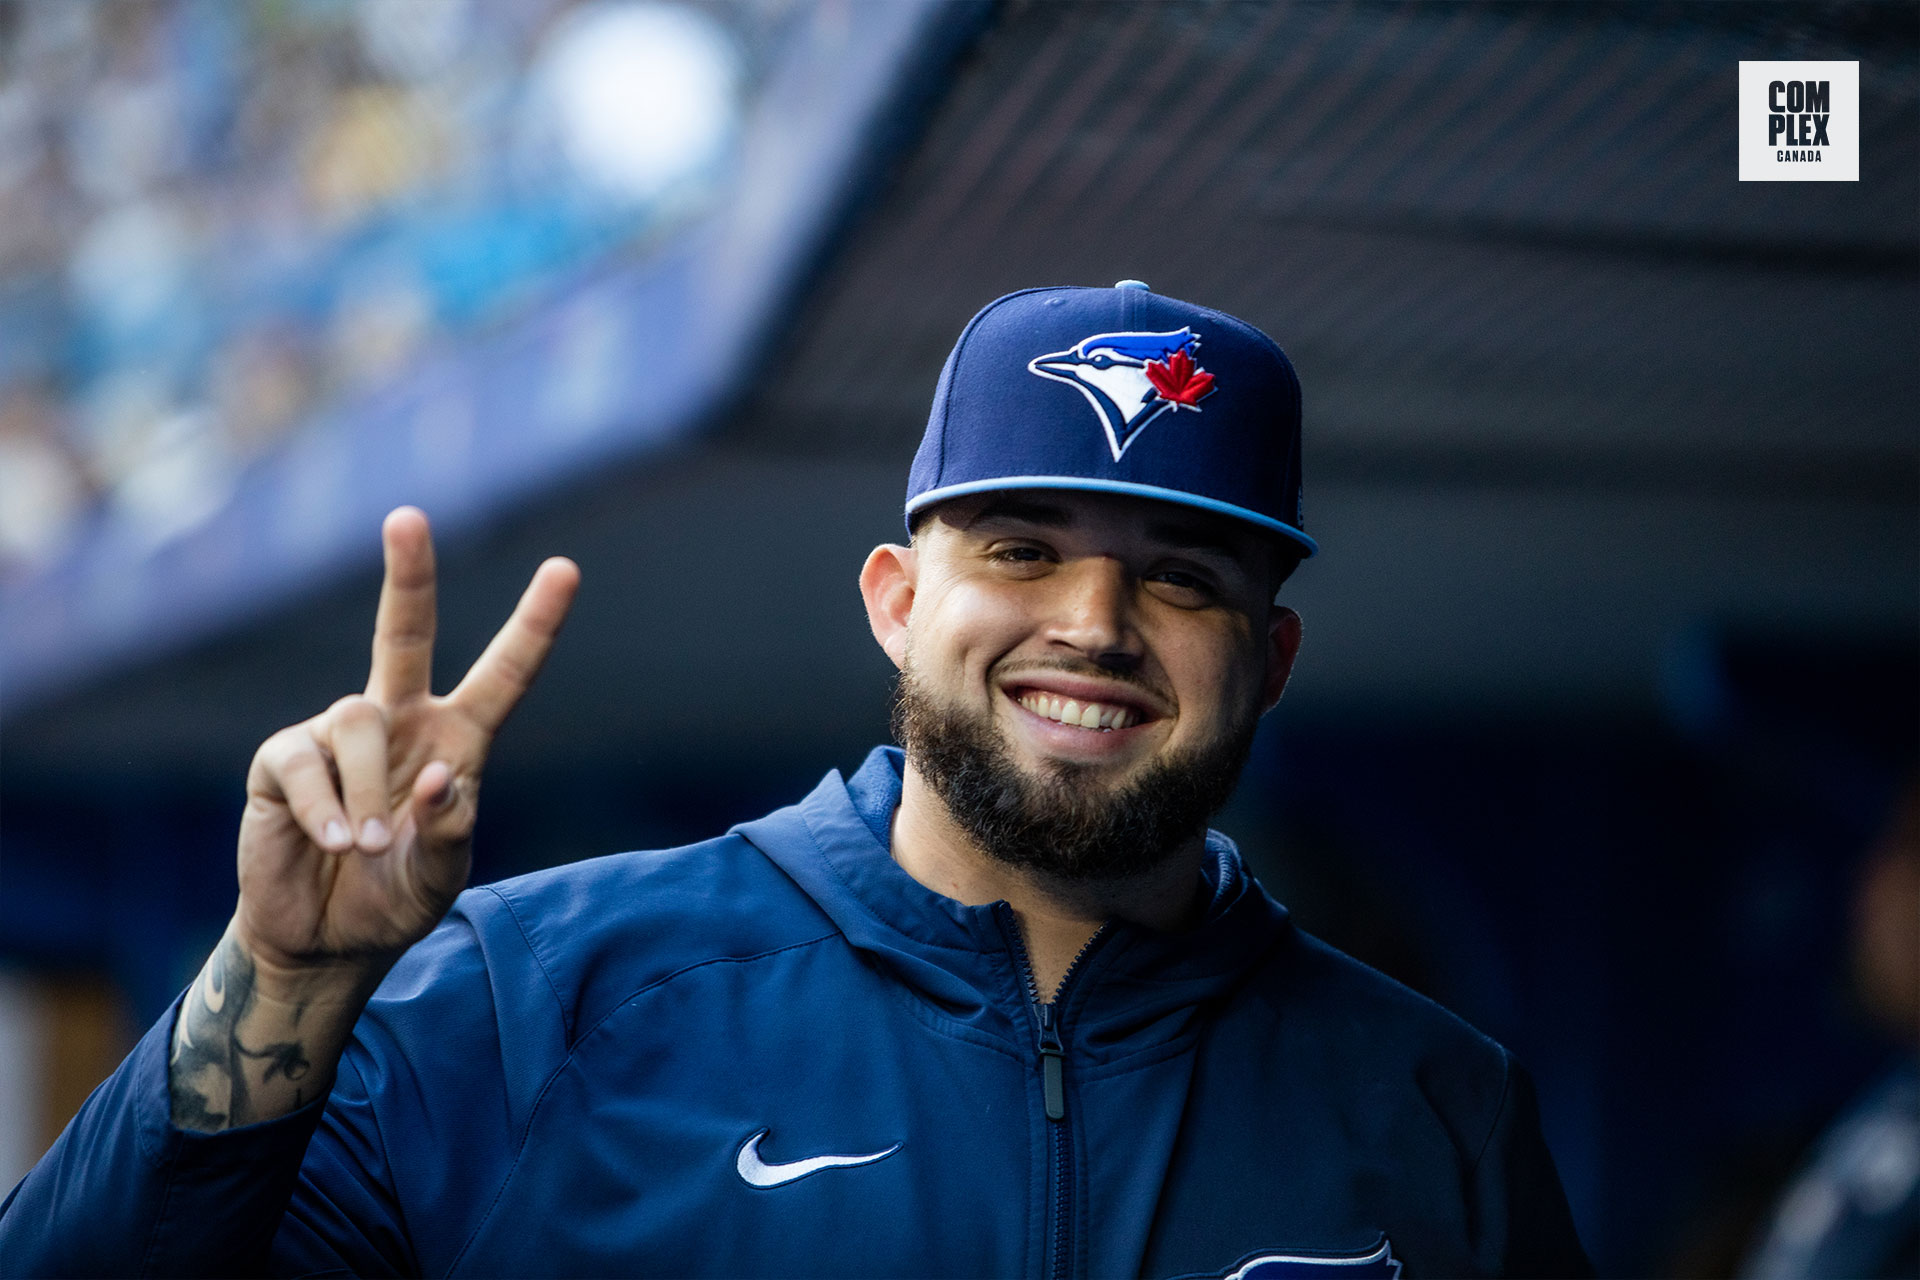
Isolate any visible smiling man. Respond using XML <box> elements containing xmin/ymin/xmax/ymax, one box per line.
<box><xmin>874</xmin><ymin>488</ymin><xmax>1301</xmax><ymax>993</ymax></box>
<box><xmin>1</xmin><ymin>283</ymin><xmax>1590</xmax><ymax>1278</ymax></box>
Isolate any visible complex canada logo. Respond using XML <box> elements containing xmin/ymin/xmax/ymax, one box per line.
<box><xmin>1738</xmin><ymin>61</ymin><xmax>1858</xmax><ymax>181</ymax></box>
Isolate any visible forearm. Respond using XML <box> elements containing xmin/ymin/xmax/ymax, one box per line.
<box><xmin>1</xmin><ymin>980</ymin><xmax>338</xmax><ymax>1277</ymax></box>
<box><xmin>169</xmin><ymin>923</ymin><xmax>384</xmax><ymax>1132</ymax></box>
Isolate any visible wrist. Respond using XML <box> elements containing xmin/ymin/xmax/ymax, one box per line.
<box><xmin>223</xmin><ymin>919</ymin><xmax>398</xmax><ymax>1006</ymax></box>
<box><xmin>170</xmin><ymin>928</ymin><xmax>367</xmax><ymax>1131</ymax></box>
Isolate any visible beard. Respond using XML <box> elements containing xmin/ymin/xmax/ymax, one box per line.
<box><xmin>892</xmin><ymin>659</ymin><xmax>1258</xmax><ymax>884</ymax></box>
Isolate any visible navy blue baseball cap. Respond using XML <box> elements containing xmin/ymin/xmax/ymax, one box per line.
<box><xmin>906</xmin><ymin>281</ymin><xmax>1316</xmax><ymax>557</ymax></box>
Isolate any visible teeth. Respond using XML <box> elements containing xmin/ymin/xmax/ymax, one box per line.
<box><xmin>1017</xmin><ymin>692</ymin><xmax>1138</xmax><ymax>732</ymax></box>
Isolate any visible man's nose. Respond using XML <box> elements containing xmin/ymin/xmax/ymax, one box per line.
<box><xmin>1044</xmin><ymin>558</ymin><xmax>1142</xmax><ymax>668</ymax></box>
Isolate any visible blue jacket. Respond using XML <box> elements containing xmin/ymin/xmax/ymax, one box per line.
<box><xmin>1</xmin><ymin>747</ymin><xmax>1589</xmax><ymax>1277</ymax></box>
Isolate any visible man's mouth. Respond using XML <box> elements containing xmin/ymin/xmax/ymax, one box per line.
<box><xmin>1014</xmin><ymin>690</ymin><xmax>1141</xmax><ymax>732</ymax></box>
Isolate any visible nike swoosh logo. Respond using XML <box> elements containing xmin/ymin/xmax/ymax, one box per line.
<box><xmin>735</xmin><ymin>1128</ymin><xmax>902</xmax><ymax>1189</ymax></box>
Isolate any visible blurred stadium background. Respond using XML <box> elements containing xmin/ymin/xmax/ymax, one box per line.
<box><xmin>0</xmin><ymin>1</ymin><xmax>1914</xmax><ymax>1272</ymax></box>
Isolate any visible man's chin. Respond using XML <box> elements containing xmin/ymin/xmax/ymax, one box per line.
<box><xmin>1014</xmin><ymin>750</ymin><xmax>1149</xmax><ymax>798</ymax></box>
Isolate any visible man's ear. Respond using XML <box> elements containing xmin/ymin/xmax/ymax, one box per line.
<box><xmin>860</xmin><ymin>543</ymin><xmax>917</xmax><ymax>670</ymax></box>
<box><xmin>1260</xmin><ymin>605</ymin><xmax>1303</xmax><ymax>714</ymax></box>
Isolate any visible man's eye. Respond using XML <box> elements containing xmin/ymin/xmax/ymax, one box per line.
<box><xmin>1150</xmin><ymin>571</ymin><xmax>1217</xmax><ymax>599</ymax></box>
<box><xmin>991</xmin><ymin>546</ymin><xmax>1048</xmax><ymax>564</ymax></box>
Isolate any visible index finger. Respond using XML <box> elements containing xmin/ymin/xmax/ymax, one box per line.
<box><xmin>366</xmin><ymin>507</ymin><xmax>438</xmax><ymax>703</ymax></box>
<box><xmin>449</xmin><ymin>557</ymin><xmax>581</xmax><ymax>733</ymax></box>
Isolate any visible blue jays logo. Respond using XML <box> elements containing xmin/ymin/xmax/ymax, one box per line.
<box><xmin>1028</xmin><ymin>328</ymin><xmax>1217</xmax><ymax>462</ymax></box>
<box><xmin>1210</xmin><ymin>1240</ymin><xmax>1402</xmax><ymax>1280</ymax></box>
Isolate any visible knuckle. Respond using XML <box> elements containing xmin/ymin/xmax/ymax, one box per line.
<box><xmin>492</xmin><ymin>653</ymin><xmax>534</xmax><ymax>695</ymax></box>
<box><xmin>256</xmin><ymin>726</ymin><xmax>311</xmax><ymax>771</ymax></box>
<box><xmin>328</xmin><ymin>694</ymin><xmax>387</xmax><ymax>730</ymax></box>
<box><xmin>381</xmin><ymin>619</ymin><xmax>433</xmax><ymax>648</ymax></box>
<box><xmin>283</xmin><ymin>737</ymin><xmax>329</xmax><ymax>774</ymax></box>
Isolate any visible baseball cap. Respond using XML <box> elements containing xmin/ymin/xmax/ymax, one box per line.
<box><xmin>906</xmin><ymin>281</ymin><xmax>1316</xmax><ymax>557</ymax></box>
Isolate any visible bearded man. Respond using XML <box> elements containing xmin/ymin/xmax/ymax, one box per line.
<box><xmin>0</xmin><ymin>283</ymin><xmax>1591</xmax><ymax>1277</ymax></box>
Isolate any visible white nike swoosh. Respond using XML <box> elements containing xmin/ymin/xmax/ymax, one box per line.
<box><xmin>735</xmin><ymin>1128</ymin><xmax>902</xmax><ymax>1188</ymax></box>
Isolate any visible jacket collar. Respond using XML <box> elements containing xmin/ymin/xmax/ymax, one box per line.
<box><xmin>734</xmin><ymin>746</ymin><xmax>1294</xmax><ymax>1057</ymax></box>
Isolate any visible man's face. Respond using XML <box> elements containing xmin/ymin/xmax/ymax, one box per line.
<box><xmin>865</xmin><ymin>490</ymin><xmax>1301</xmax><ymax>882</ymax></box>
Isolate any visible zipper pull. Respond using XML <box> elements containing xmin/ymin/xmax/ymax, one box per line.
<box><xmin>1036</xmin><ymin>1001</ymin><xmax>1066</xmax><ymax>1122</ymax></box>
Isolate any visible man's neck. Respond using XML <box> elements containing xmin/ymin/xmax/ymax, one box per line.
<box><xmin>889</xmin><ymin>763</ymin><xmax>1208</xmax><ymax>1000</ymax></box>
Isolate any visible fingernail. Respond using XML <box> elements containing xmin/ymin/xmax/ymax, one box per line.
<box><xmin>323</xmin><ymin>819</ymin><xmax>350</xmax><ymax>849</ymax></box>
<box><xmin>360</xmin><ymin>818</ymin><xmax>391</xmax><ymax>850</ymax></box>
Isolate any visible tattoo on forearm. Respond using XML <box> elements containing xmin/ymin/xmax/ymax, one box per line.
<box><xmin>168</xmin><ymin>934</ymin><xmax>316</xmax><ymax>1131</ymax></box>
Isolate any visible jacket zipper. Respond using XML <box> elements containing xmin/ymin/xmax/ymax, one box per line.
<box><xmin>999</xmin><ymin>905</ymin><xmax>1108</xmax><ymax>1280</ymax></box>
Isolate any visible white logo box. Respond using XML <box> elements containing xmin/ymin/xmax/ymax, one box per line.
<box><xmin>1739</xmin><ymin>61</ymin><xmax>1859</xmax><ymax>182</ymax></box>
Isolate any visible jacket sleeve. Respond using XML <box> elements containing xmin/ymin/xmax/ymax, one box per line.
<box><xmin>0</xmin><ymin>993</ymin><xmax>334</xmax><ymax>1278</ymax></box>
<box><xmin>0</xmin><ymin>896</ymin><xmax>529</xmax><ymax>1278</ymax></box>
<box><xmin>1470</xmin><ymin>1054</ymin><xmax>1594</xmax><ymax>1279</ymax></box>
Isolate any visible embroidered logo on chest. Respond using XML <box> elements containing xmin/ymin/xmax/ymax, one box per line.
<box><xmin>734</xmin><ymin>1128</ymin><xmax>902</xmax><ymax>1189</ymax></box>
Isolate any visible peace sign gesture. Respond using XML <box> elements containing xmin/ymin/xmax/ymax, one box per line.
<box><xmin>232</xmin><ymin>507</ymin><xmax>579</xmax><ymax>983</ymax></box>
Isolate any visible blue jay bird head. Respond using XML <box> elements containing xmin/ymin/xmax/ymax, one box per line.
<box><xmin>1027</xmin><ymin>328</ymin><xmax>1202</xmax><ymax>461</ymax></box>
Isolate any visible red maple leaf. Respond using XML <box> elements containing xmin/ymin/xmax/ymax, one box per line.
<box><xmin>1145</xmin><ymin>349</ymin><xmax>1215</xmax><ymax>407</ymax></box>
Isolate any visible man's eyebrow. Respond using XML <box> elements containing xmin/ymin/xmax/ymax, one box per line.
<box><xmin>962</xmin><ymin>500</ymin><xmax>1255</xmax><ymax>566</ymax></box>
<box><xmin>962</xmin><ymin>497</ymin><xmax>1075</xmax><ymax>529</ymax></box>
<box><xmin>1144</xmin><ymin>518</ymin><xmax>1254</xmax><ymax>566</ymax></box>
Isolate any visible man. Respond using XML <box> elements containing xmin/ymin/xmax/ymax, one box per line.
<box><xmin>0</xmin><ymin>283</ymin><xmax>1590</xmax><ymax>1276</ymax></box>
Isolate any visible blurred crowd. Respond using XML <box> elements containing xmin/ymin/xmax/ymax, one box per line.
<box><xmin>0</xmin><ymin>0</ymin><xmax>762</xmax><ymax>578</ymax></box>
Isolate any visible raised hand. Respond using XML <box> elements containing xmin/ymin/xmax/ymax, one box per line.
<box><xmin>170</xmin><ymin>508</ymin><xmax>579</xmax><ymax>1130</ymax></box>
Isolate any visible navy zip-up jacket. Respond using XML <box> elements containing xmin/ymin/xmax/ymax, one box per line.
<box><xmin>1</xmin><ymin>748</ymin><xmax>1590</xmax><ymax>1277</ymax></box>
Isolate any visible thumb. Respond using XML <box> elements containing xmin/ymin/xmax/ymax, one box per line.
<box><xmin>409</xmin><ymin>760</ymin><xmax>469</xmax><ymax>849</ymax></box>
